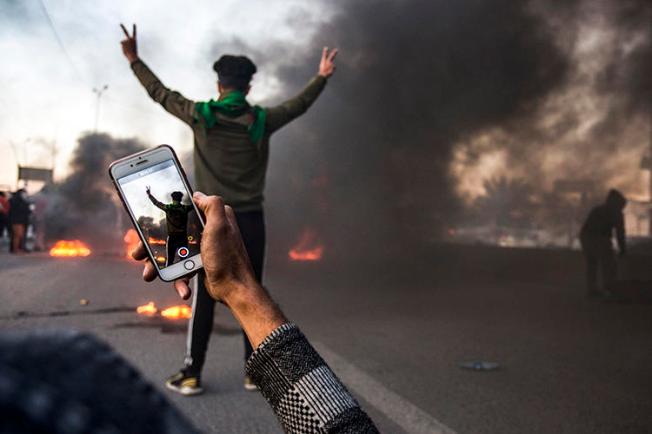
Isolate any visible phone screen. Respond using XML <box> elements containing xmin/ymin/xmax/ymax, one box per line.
<box><xmin>117</xmin><ymin>159</ymin><xmax>201</xmax><ymax>269</ymax></box>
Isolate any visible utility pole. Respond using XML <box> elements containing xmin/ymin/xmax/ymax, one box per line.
<box><xmin>92</xmin><ymin>84</ymin><xmax>109</xmax><ymax>132</ymax></box>
<box><xmin>50</xmin><ymin>141</ymin><xmax>57</xmax><ymax>179</ymax></box>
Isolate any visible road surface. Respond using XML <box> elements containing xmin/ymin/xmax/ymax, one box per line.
<box><xmin>0</xmin><ymin>245</ymin><xmax>651</xmax><ymax>433</ymax></box>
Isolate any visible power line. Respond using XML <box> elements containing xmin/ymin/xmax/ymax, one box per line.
<box><xmin>37</xmin><ymin>0</ymin><xmax>84</xmax><ymax>82</ymax></box>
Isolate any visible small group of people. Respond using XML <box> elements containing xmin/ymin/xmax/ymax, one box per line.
<box><xmin>0</xmin><ymin>16</ymin><xmax>637</xmax><ymax>434</ymax></box>
<box><xmin>0</xmin><ymin>189</ymin><xmax>32</xmax><ymax>254</ymax></box>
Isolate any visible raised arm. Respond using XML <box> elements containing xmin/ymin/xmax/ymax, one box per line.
<box><xmin>120</xmin><ymin>24</ymin><xmax>195</xmax><ymax>125</ymax></box>
<box><xmin>146</xmin><ymin>186</ymin><xmax>166</xmax><ymax>211</ymax></box>
<box><xmin>265</xmin><ymin>47</ymin><xmax>338</xmax><ymax>133</ymax></box>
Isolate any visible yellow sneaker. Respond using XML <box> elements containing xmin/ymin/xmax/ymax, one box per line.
<box><xmin>165</xmin><ymin>369</ymin><xmax>204</xmax><ymax>396</ymax></box>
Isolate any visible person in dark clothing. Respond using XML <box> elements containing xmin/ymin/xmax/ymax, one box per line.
<box><xmin>0</xmin><ymin>192</ymin><xmax>9</xmax><ymax>240</ymax></box>
<box><xmin>8</xmin><ymin>189</ymin><xmax>30</xmax><ymax>254</ymax></box>
<box><xmin>121</xmin><ymin>24</ymin><xmax>337</xmax><ymax>394</ymax></box>
<box><xmin>579</xmin><ymin>189</ymin><xmax>627</xmax><ymax>297</ymax></box>
<box><xmin>146</xmin><ymin>187</ymin><xmax>194</xmax><ymax>266</ymax></box>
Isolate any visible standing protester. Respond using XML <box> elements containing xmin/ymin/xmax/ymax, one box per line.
<box><xmin>579</xmin><ymin>189</ymin><xmax>627</xmax><ymax>298</ymax></box>
<box><xmin>120</xmin><ymin>23</ymin><xmax>338</xmax><ymax>395</ymax></box>
<box><xmin>0</xmin><ymin>192</ymin><xmax>9</xmax><ymax>241</ymax></box>
<box><xmin>146</xmin><ymin>187</ymin><xmax>193</xmax><ymax>267</ymax></box>
<box><xmin>8</xmin><ymin>189</ymin><xmax>30</xmax><ymax>254</ymax></box>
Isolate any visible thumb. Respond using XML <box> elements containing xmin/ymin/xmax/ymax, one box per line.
<box><xmin>192</xmin><ymin>191</ymin><xmax>226</xmax><ymax>223</ymax></box>
<box><xmin>192</xmin><ymin>191</ymin><xmax>208</xmax><ymax>209</ymax></box>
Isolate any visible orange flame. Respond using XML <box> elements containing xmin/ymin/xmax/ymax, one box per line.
<box><xmin>288</xmin><ymin>228</ymin><xmax>324</xmax><ymax>261</ymax></box>
<box><xmin>148</xmin><ymin>237</ymin><xmax>166</xmax><ymax>245</ymax></box>
<box><xmin>161</xmin><ymin>305</ymin><xmax>192</xmax><ymax>320</ymax></box>
<box><xmin>124</xmin><ymin>229</ymin><xmax>140</xmax><ymax>259</ymax></box>
<box><xmin>49</xmin><ymin>240</ymin><xmax>91</xmax><ymax>257</ymax></box>
<box><xmin>136</xmin><ymin>302</ymin><xmax>191</xmax><ymax>320</ymax></box>
<box><xmin>136</xmin><ymin>302</ymin><xmax>157</xmax><ymax>316</ymax></box>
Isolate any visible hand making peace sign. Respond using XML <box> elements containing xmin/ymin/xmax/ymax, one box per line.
<box><xmin>318</xmin><ymin>47</ymin><xmax>338</xmax><ymax>78</ymax></box>
<box><xmin>120</xmin><ymin>23</ymin><xmax>138</xmax><ymax>63</ymax></box>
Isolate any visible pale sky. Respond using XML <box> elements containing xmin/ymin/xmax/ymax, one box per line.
<box><xmin>119</xmin><ymin>161</ymin><xmax>190</xmax><ymax>223</ymax></box>
<box><xmin>0</xmin><ymin>0</ymin><xmax>332</xmax><ymax>189</ymax></box>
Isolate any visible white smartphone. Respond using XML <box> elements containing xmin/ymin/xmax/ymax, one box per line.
<box><xmin>109</xmin><ymin>145</ymin><xmax>204</xmax><ymax>281</ymax></box>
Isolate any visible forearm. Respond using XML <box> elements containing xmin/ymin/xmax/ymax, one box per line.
<box><xmin>617</xmin><ymin>231</ymin><xmax>626</xmax><ymax>253</ymax></box>
<box><xmin>296</xmin><ymin>75</ymin><xmax>328</xmax><ymax>110</ymax></box>
<box><xmin>245</xmin><ymin>323</ymin><xmax>379</xmax><ymax>433</ymax></box>
<box><xmin>223</xmin><ymin>283</ymin><xmax>287</xmax><ymax>348</ymax></box>
<box><xmin>266</xmin><ymin>75</ymin><xmax>327</xmax><ymax>132</ymax></box>
<box><xmin>616</xmin><ymin>216</ymin><xmax>626</xmax><ymax>253</ymax></box>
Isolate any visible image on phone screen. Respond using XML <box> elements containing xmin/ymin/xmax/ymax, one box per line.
<box><xmin>117</xmin><ymin>160</ymin><xmax>201</xmax><ymax>268</ymax></box>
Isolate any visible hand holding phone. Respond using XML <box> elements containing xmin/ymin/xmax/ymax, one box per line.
<box><xmin>131</xmin><ymin>191</ymin><xmax>261</xmax><ymax>302</ymax></box>
<box><xmin>109</xmin><ymin>145</ymin><xmax>204</xmax><ymax>281</ymax></box>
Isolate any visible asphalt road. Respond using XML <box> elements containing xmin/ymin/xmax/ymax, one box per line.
<box><xmin>1</xmin><ymin>245</ymin><xmax>651</xmax><ymax>434</ymax></box>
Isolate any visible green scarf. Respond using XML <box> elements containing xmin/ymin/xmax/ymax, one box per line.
<box><xmin>194</xmin><ymin>91</ymin><xmax>266</xmax><ymax>144</ymax></box>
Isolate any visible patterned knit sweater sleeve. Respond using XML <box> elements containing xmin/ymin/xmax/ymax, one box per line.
<box><xmin>245</xmin><ymin>323</ymin><xmax>379</xmax><ymax>434</ymax></box>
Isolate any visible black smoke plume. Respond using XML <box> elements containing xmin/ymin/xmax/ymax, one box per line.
<box><xmin>256</xmin><ymin>0</ymin><xmax>570</xmax><ymax>258</ymax></box>
<box><xmin>202</xmin><ymin>0</ymin><xmax>649</xmax><ymax>259</ymax></box>
<box><xmin>456</xmin><ymin>0</ymin><xmax>652</xmax><ymax>237</ymax></box>
<box><xmin>46</xmin><ymin>132</ymin><xmax>146</xmax><ymax>249</ymax></box>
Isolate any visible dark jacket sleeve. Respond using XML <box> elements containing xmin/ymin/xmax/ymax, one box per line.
<box><xmin>246</xmin><ymin>323</ymin><xmax>379</xmax><ymax>433</ymax></box>
<box><xmin>264</xmin><ymin>76</ymin><xmax>327</xmax><ymax>134</ymax></box>
<box><xmin>615</xmin><ymin>212</ymin><xmax>626</xmax><ymax>254</ymax></box>
<box><xmin>130</xmin><ymin>60</ymin><xmax>196</xmax><ymax>125</ymax></box>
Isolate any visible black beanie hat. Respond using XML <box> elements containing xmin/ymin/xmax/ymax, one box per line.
<box><xmin>213</xmin><ymin>55</ymin><xmax>257</xmax><ymax>90</ymax></box>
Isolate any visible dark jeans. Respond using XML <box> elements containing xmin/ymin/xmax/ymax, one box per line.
<box><xmin>166</xmin><ymin>233</ymin><xmax>188</xmax><ymax>267</ymax></box>
<box><xmin>185</xmin><ymin>210</ymin><xmax>265</xmax><ymax>376</ymax></box>
<box><xmin>9</xmin><ymin>223</ymin><xmax>27</xmax><ymax>253</ymax></box>
<box><xmin>580</xmin><ymin>235</ymin><xmax>616</xmax><ymax>293</ymax></box>
<box><xmin>0</xmin><ymin>214</ymin><xmax>7</xmax><ymax>238</ymax></box>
